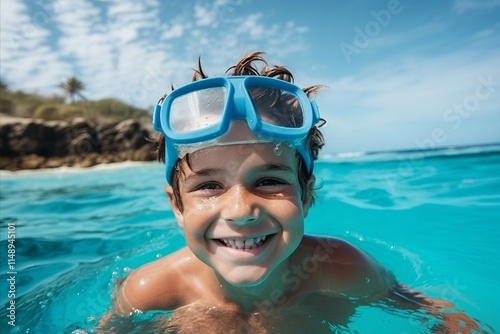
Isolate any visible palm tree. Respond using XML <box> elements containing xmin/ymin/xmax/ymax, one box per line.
<box><xmin>59</xmin><ymin>76</ymin><xmax>86</xmax><ymax>103</ymax></box>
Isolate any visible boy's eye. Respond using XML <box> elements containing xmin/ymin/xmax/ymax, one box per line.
<box><xmin>256</xmin><ymin>178</ymin><xmax>287</xmax><ymax>187</ymax></box>
<box><xmin>194</xmin><ymin>182</ymin><xmax>223</xmax><ymax>192</ymax></box>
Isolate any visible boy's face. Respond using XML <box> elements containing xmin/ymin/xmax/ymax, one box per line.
<box><xmin>167</xmin><ymin>142</ymin><xmax>310</xmax><ymax>287</ymax></box>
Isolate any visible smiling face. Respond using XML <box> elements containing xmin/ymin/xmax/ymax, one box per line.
<box><xmin>167</xmin><ymin>142</ymin><xmax>310</xmax><ymax>288</ymax></box>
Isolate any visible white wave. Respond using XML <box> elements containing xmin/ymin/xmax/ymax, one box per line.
<box><xmin>0</xmin><ymin>161</ymin><xmax>161</xmax><ymax>178</ymax></box>
<box><xmin>320</xmin><ymin>143</ymin><xmax>500</xmax><ymax>163</ymax></box>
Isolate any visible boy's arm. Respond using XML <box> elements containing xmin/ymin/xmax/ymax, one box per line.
<box><xmin>389</xmin><ymin>283</ymin><xmax>482</xmax><ymax>333</ymax></box>
<box><xmin>97</xmin><ymin>274</ymin><xmax>182</xmax><ymax>333</ymax></box>
<box><xmin>96</xmin><ymin>278</ymin><xmax>136</xmax><ymax>333</ymax></box>
<box><xmin>326</xmin><ymin>240</ymin><xmax>483</xmax><ymax>333</ymax></box>
<box><xmin>111</xmin><ymin>266</ymin><xmax>184</xmax><ymax>315</ymax></box>
<box><xmin>97</xmin><ymin>263</ymin><xmax>184</xmax><ymax>332</ymax></box>
<box><xmin>334</xmin><ymin>240</ymin><xmax>483</xmax><ymax>333</ymax></box>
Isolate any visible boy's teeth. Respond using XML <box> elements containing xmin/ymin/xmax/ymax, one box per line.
<box><xmin>220</xmin><ymin>236</ymin><xmax>268</xmax><ymax>249</ymax></box>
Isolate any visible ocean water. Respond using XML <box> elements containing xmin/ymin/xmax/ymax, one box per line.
<box><xmin>0</xmin><ymin>145</ymin><xmax>499</xmax><ymax>333</ymax></box>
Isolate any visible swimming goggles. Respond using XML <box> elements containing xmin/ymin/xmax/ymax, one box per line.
<box><xmin>152</xmin><ymin>76</ymin><xmax>321</xmax><ymax>184</ymax></box>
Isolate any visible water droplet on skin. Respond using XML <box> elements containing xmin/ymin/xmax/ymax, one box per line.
<box><xmin>206</xmin><ymin>306</ymin><xmax>218</xmax><ymax>314</ymax></box>
<box><xmin>274</xmin><ymin>143</ymin><xmax>282</xmax><ymax>156</ymax></box>
<box><xmin>132</xmin><ymin>308</ymin><xmax>143</xmax><ymax>315</ymax></box>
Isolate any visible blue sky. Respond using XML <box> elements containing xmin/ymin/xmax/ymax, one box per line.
<box><xmin>1</xmin><ymin>0</ymin><xmax>499</xmax><ymax>154</ymax></box>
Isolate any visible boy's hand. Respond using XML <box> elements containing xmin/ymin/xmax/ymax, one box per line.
<box><xmin>433</xmin><ymin>311</ymin><xmax>481</xmax><ymax>334</ymax></box>
<box><xmin>392</xmin><ymin>284</ymin><xmax>483</xmax><ymax>333</ymax></box>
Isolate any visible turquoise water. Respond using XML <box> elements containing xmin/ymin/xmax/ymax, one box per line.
<box><xmin>0</xmin><ymin>145</ymin><xmax>499</xmax><ymax>333</ymax></box>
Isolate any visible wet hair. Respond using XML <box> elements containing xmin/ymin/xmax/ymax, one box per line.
<box><xmin>154</xmin><ymin>51</ymin><xmax>325</xmax><ymax>212</ymax></box>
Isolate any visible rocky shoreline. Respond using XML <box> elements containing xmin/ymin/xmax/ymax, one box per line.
<box><xmin>0</xmin><ymin>115</ymin><xmax>158</xmax><ymax>171</ymax></box>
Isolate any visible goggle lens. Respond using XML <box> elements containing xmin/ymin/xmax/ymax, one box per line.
<box><xmin>169</xmin><ymin>87</ymin><xmax>226</xmax><ymax>132</ymax></box>
<box><xmin>248</xmin><ymin>86</ymin><xmax>304</xmax><ymax>128</ymax></box>
<box><xmin>169</xmin><ymin>85</ymin><xmax>305</xmax><ymax>133</ymax></box>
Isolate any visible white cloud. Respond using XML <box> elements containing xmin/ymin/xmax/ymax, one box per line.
<box><xmin>54</xmin><ymin>0</ymin><xmax>114</xmax><ymax>90</ymax></box>
<box><xmin>235</xmin><ymin>14</ymin><xmax>266</xmax><ymax>39</ymax></box>
<box><xmin>194</xmin><ymin>4</ymin><xmax>217</xmax><ymax>27</ymax></box>
<box><xmin>0</xmin><ymin>0</ymin><xmax>71</xmax><ymax>92</ymax></box>
<box><xmin>48</xmin><ymin>0</ymin><xmax>173</xmax><ymax>105</ymax></box>
<box><xmin>0</xmin><ymin>0</ymin><xmax>31</xmax><ymax>62</ymax></box>
<box><xmin>107</xmin><ymin>0</ymin><xmax>161</xmax><ymax>42</ymax></box>
<box><xmin>314</xmin><ymin>48</ymin><xmax>500</xmax><ymax>152</ymax></box>
<box><xmin>295</xmin><ymin>26</ymin><xmax>310</xmax><ymax>34</ymax></box>
<box><xmin>355</xmin><ymin>19</ymin><xmax>452</xmax><ymax>56</ymax></box>
<box><xmin>0</xmin><ymin>0</ymin><xmax>52</xmax><ymax>54</ymax></box>
<box><xmin>1</xmin><ymin>0</ymin><xmax>309</xmax><ymax>110</ymax></box>
<box><xmin>453</xmin><ymin>0</ymin><xmax>500</xmax><ymax>13</ymax></box>
<box><xmin>474</xmin><ymin>27</ymin><xmax>496</xmax><ymax>39</ymax></box>
<box><xmin>161</xmin><ymin>24</ymin><xmax>185</xmax><ymax>40</ymax></box>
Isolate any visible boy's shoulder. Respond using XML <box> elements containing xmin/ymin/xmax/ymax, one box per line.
<box><xmin>113</xmin><ymin>247</ymin><xmax>198</xmax><ymax>315</ymax></box>
<box><xmin>298</xmin><ymin>235</ymin><xmax>393</xmax><ymax>297</ymax></box>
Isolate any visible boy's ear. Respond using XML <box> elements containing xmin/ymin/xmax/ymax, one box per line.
<box><xmin>165</xmin><ymin>185</ymin><xmax>185</xmax><ymax>228</ymax></box>
<box><xmin>302</xmin><ymin>175</ymin><xmax>316</xmax><ymax>217</ymax></box>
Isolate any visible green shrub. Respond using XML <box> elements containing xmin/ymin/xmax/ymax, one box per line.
<box><xmin>4</xmin><ymin>91</ymin><xmax>65</xmax><ymax>118</ymax></box>
<box><xmin>0</xmin><ymin>95</ymin><xmax>14</xmax><ymax>114</ymax></box>
<box><xmin>58</xmin><ymin>104</ymin><xmax>87</xmax><ymax>120</ymax></box>
<box><xmin>95</xmin><ymin>98</ymin><xmax>129</xmax><ymax>117</ymax></box>
<box><xmin>3</xmin><ymin>89</ymin><xmax>150</xmax><ymax>124</ymax></box>
<box><xmin>33</xmin><ymin>104</ymin><xmax>61</xmax><ymax>120</ymax></box>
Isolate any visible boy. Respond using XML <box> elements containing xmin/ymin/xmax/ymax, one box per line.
<box><xmin>101</xmin><ymin>52</ymin><xmax>481</xmax><ymax>333</ymax></box>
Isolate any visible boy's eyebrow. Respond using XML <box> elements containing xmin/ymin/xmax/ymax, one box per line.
<box><xmin>184</xmin><ymin>168</ymin><xmax>223</xmax><ymax>182</ymax></box>
<box><xmin>257</xmin><ymin>164</ymin><xmax>296</xmax><ymax>174</ymax></box>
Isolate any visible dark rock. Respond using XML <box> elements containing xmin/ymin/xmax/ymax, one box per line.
<box><xmin>21</xmin><ymin>154</ymin><xmax>46</xmax><ymax>169</ymax></box>
<box><xmin>132</xmin><ymin>147</ymin><xmax>155</xmax><ymax>161</ymax></box>
<box><xmin>96</xmin><ymin>123</ymin><xmax>118</xmax><ymax>154</ymax></box>
<box><xmin>67</xmin><ymin>117</ymin><xmax>100</xmax><ymax>156</ymax></box>
<box><xmin>114</xmin><ymin>119</ymin><xmax>150</xmax><ymax>150</ymax></box>
<box><xmin>44</xmin><ymin>158</ymin><xmax>65</xmax><ymax>168</ymax></box>
<box><xmin>0</xmin><ymin>115</ymin><xmax>156</xmax><ymax>170</ymax></box>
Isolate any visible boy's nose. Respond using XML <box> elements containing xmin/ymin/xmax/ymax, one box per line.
<box><xmin>220</xmin><ymin>185</ymin><xmax>261</xmax><ymax>225</ymax></box>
